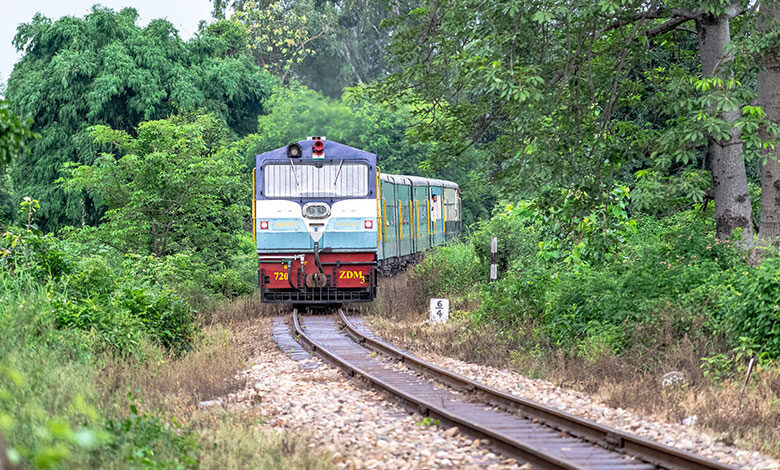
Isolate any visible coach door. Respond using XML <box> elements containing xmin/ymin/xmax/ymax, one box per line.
<box><xmin>398</xmin><ymin>179</ymin><xmax>413</xmax><ymax>257</ymax></box>
<box><xmin>382</xmin><ymin>177</ymin><xmax>398</xmax><ymax>259</ymax></box>
<box><xmin>411</xmin><ymin>180</ymin><xmax>430</xmax><ymax>252</ymax></box>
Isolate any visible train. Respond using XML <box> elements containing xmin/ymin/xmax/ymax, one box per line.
<box><xmin>253</xmin><ymin>137</ymin><xmax>462</xmax><ymax>304</ymax></box>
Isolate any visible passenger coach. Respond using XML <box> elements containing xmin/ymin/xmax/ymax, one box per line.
<box><xmin>254</xmin><ymin>138</ymin><xmax>461</xmax><ymax>304</ymax></box>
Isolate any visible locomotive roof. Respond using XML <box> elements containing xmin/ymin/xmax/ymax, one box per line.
<box><xmin>256</xmin><ymin>139</ymin><xmax>376</xmax><ymax>162</ymax></box>
<box><xmin>381</xmin><ymin>173</ymin><xmax>459</xmax><ymax>189</ymax></box>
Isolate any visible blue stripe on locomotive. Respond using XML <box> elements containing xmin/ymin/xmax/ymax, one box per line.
<box><xmin>320</xmin><ymin>223</ymin><xmax>376</xmax><ymax>251</ymax></box>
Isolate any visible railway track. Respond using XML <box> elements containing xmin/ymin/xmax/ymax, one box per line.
<box><xmin>291</xmin><ymin>309</ymin><xmax>736</xmax><ymax>470</ymax></box>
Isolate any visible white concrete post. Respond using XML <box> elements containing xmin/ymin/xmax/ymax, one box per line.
<box><xmin>490</xmin><ymin>237</ymin><xmax>498</xmax><ymax>282</ymax></box>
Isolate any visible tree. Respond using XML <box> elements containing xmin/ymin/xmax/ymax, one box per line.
<box><xmin>232</xmin><ymin>1</ymin><xmax>330</xmax><ymax>83</ymax></box>
<box><xmin>0</xmin><ymin>99</ymin><xmax>36</xmax><ymax>222</ymax></box>
<box><xmin>60</xmin><ymin>114</ymin><xmax>245</xmax><ymax>259</ymax></box>
<box><xmin>696</xmin><ymin>7</ymin><xmax>754</xmax><ymax>246</ymax></box>
<box><xmin>758</xmin><ymin>0</ymin><xmax>780</xmax><ymax>244</ymax></box>
<box><xmin>213</xmin><ymin>0</ymin><xmax>416</xmax><ymax>97</ymax></box>
<box><xmin>6</xmin><ymin>7</ymin><xmax>274</xmax><ymax>230</ymax></box>
<box><xmin>367</xmin><ymin>0</ymin><xmax>763</xmax><ymax>244</ymax></box>
<box><xmin>0</xmin><ymin>99</ymin><xmax>35</xmax><ymax>169</ymax></box>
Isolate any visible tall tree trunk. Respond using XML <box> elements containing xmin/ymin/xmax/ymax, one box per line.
<box><xmin>758</xmin><ymin>0</ymin><xmax>780</xmax><ymax>245</ymax></box>
<box><xmin>697</xmin><ymin>12</ymin><xmax>755</xmax><ymax>247</ymax></box>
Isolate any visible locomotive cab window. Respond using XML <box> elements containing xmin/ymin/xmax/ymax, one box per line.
<box><xmin>264</xmin><ymin>161</ymin><xmax>369</xmax><ymax>198</ymax></box>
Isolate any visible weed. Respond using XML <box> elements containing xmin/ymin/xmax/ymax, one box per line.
<box><xmin>416</xmin><ymin>417</ymin><xmax>440</xmax><ymax>427</ymax></box>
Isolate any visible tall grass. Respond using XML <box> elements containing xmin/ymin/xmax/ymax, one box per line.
<box><xmin>0</xmin><ymin>226</ymin><xmax>332</xmax><ymax>469</ymax></box>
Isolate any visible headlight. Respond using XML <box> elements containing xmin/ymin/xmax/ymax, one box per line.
<box><xmin>303</xmin><ymin>203</ymin><xmax>330</xmax><ymax>219</ymax></box>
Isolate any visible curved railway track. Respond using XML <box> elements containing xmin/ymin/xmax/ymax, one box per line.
<box><xmin>291</xmin><ymin>309</ymin><xmax>735</xmax><ymax>470</ymax></box>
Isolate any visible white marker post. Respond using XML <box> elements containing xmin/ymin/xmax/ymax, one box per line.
<box><xmin>429</xmin><ymin>298</ymin><xmax>449</xmax><ymax>323</ymax></box>
<box><xmin>490</xmin><ymin>237</ymin><xmax>498</xmax><ymax>282</ymax></box>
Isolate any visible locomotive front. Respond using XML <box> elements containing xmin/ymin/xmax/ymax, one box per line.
<box><xmin>254</xmin><ymin>138</ymin><xmax>378</xmax><ymax>304</ymax></box>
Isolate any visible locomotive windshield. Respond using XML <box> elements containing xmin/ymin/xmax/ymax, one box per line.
<box><xmin>263</xmin><ymin>161</ymin><xmax>369</xmax><ymax>198</ymax></box>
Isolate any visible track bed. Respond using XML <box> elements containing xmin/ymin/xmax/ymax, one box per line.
<box><xmin>291</xmin><ymin>310</ymin><xmax>735</xmax><ymax>470</ymax></box>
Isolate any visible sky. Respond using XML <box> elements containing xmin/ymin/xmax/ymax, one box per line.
<box><xmin>0</xmin><ymin>0</ymin><xmax>215</xmax><ymax>90</ymax></box>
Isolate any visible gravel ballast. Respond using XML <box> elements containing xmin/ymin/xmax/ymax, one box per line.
<box><xmin>356</xmin><ymin>317</ymin><xmax>780</xmax><ymax>470</ymax></box>
<box><xmin>222</xmin><ymin>315</ymin><xmax>778</xmax><ymax>469</ymax></box>
<box><xmin>225</xmin><ymin>317</ymin><xmax>525</xmax><ymax>469</ymax></box>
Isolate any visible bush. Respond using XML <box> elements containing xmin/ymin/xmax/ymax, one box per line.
<box><xmin>415</xmin><ymin>243</ymin><xmax>481</xmax><ymax>297</ymax></box>
<box><xmin>473</xmin><ymin>266</ymin><xmax>550</xmax><ymax>334</ymax></box>
<box><xmin>0</xmin><ymin>229</ymin><xmax>73</xmax><ymax>280</ymax></box>
<box><xmin>1</xmin><ymin>228</ymin><xmax>198</xmax><ymax>356</ymax></box>
<box><xmin>420</xmin><ymin>207</ymin><xmax>754</xmax><ymax>360</ymax></box>
<box><xmin>0</xmin><ymin>287</ymin><xmax>106</xmax><ymax>469</ymax></box>
<box><xmin>102</xmin><ymin>404</ymin><xmax>199</xmax><ymax>470</ymax></box>
<box><xmin>471</xmin><ymin>203</ymin><xmax>541</xmax><ymax>274</ymax></box>
<box><xmin>537</xmin><ymin>214</ymin><xmax>740</xmax><ymax>350</ymax></box>
<box><xmin>0</xmin><ymin>240</ymin><xmax>206</xmax><ymax>469</ymax></box>
<box><xmin>719</xmin><ymin>256</ymin><xmax>780</xmax><ymax>360</ymax></box>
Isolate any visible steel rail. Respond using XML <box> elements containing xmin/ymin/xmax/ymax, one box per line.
<box><xmin>292</xmin><ymin>309</ymin><xmax>590</xmax><ymax>470</ymax></box>
<box><xmin>337</xmin><ymin>310</ymin><xmax>736</xmax><ymax>470</ymax></box>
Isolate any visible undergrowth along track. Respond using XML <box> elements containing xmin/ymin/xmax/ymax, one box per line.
<box><xmin>291</xmin><ymin>309</ymin><xmax>735</xmax><ymax>470</ymax></box>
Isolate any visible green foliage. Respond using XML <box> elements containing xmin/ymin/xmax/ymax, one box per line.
<box><xmin>718</xmin><ymin>256</ymin><xmax>780</xmax><ymax>360</ymax></box>
<box><xmin>700</xmin><ymin>353</ymin><xmax>734</xmax><ymax>381</ymax></box>
<box><xmin>366</xmin><ymin>0</ymin><xmax>780</xmax><ymax>239</ymax></box>
<box><xmin>415</xmin><ymin>417</ymin><xmax>440</xmax><ymax>427</ymax></box>
<box><xmin>470</xmin><ymin>202</ymin><xmax>541</xmax><ymax>273</ymax></box>
<box><xmin>0</xmin><ymin>228</ymin><xmax>71</xmax><ymax>281</ymax></box>
<box><xmin>422</xmin><ymin>206</ymin><xmax>758</xmax><ymax>359</ymax></box>
<box><xmin>0</xmin><ymin>199</ymin><xmax>216</xmax><ymax>466</ymax></box>
<box><xmin>2</xmin><ymin>225</ymin><xmax>196</xmax><ymax>355</ymax></box>
<box><xmin>0</xmin><ymin>100</ymin><xmax>36</xmax><ymax>223</ymax></box>
<box><xmin>0</xmin><ymin>194</ymin><xmax>246</xmax><ymax>469</ymax></box>
<box><xmin>0</xmin><ymin>282</ymin><xmax>106</xmax><ymax>469</ymax></box>
<box><xmin>233</xmin><ymin>1</ymin><xmax>328</xmax><ymax>82</ymax></box>
<box><xmin>532</xmin><ymin>214</ymin><xmax>740</xmax><ymax>349</ymax></box>
<box><xmin>0</xmin><ymin>280</ymin><xmax>197</xmax><ymax>469</ymax></box>
<box><xmin>369</xmin><ymin>0</ymin><xmax>635</xmax><ymax>197</ymax></box>
<box><xmin>415</xmin><ymin>243</ymin><xmax>480</xmax><ymax>297</ymax></box>
<box><xmin>216</xmin><ymin>0</ymin><xmax>411</xmax><ymax>97</ymax></box>
<box><xmin>104</xmin><ymin>403</ymin><xmax>199</xmax><ymax>469</ymax></box>
<box><xmin>6</xmin><ymin>7</ymin><xmax>274</xmax><ymax>229</ymax></box>
<box><xmin>61</xmin><ymin>113</ymin><xmax>244</xmax><ymax>261</ymax></box>
<box><xmin>632</xmin><ymin>168</ymin><xmax>711</xmax><ymax>216</ymax></box>
<box><xmin>576</xmin><ymin>323</ymin><xmax>625</xmax><ymax>365</ymax></box>
<box><xmin>537</xmin><ymin>184</ymin><xmax>637</xmax><ymax>265</ymax></box>
<box><xmin>0</xmin><ymin>361</ymin><xmax>108</xmax><ymax>469</ymax></box>
<box><xmin>0</xmin><ymin>99</ymin><xmax>36</xmax><ymax>168</ymax></box>
<box><xmin>470</xmin><ymin>185</ymin><xmax>636</xmax><ymax>271</ymax></box>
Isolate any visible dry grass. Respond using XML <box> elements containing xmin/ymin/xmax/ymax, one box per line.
<box><xmin>97</xmin><ymin>293</ymin><xmax>334</xmax><ymax>468</ymax></box>
<box><xmin>98</xmin><ymin>294</ymin><xmax>288</xmax><ymax>413</ymax></box>
<box><xmin>361</xmin><ymin>271</ymin><xmax>427</xmax><ymax>319</ymax></box>
<box><xmin>362</xmin><ymin>275</ymin><xmax>780</xmax><ymax>458</ymax></box>
<box><xmin>204</xmin><ymin>294</ymin><xmax>289</xmax><ymax>326</ymax></box>
<box><xmin>190</xmin><ymin>409</ymin><xmax>331</xmax><ymax>470</ymax></box>
<box><xmin>97</xmin><ymin>324</ymin><xmax>248</xmax><ymax>414</ymax></box>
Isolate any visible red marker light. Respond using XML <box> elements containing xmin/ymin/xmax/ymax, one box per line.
<box><xmin>313</xmin><ymin>139</ymin><xmax>324</xmax><ymax>155</ymax></box>
<box><xmin>364</xmin><ymin>220</ymin><xmax>373</xmax><ymax>229</ymax></box>
<box><xmin>260</xmin><ymin>221</ymin><xmax>269</xmax><ymax>230</ymax></box>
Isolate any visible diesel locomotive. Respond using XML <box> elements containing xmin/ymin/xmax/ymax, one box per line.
<box><xmin>253</xmin><ymin>137</ymin><xmax>461</xmax><ymax>304</ymax></box>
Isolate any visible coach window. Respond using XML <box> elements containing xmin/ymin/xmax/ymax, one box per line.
<box><xmin>386</xmin><ymin>199</ymin><xmax>396</xmax><ymax>225</ymax></box>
